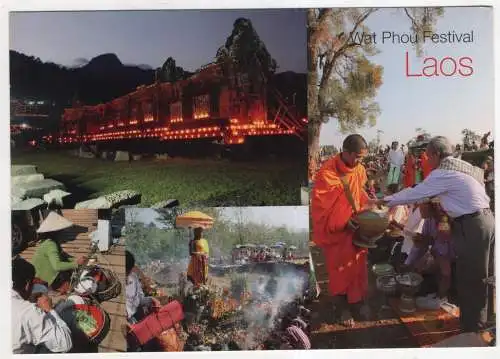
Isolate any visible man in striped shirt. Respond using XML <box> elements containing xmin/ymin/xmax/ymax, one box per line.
<box><xmin>373</xmin><ymin>136</ymin><xmax>494</xmax><ymax>333</ymax></box>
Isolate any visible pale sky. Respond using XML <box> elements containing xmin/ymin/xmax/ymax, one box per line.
<box><xmin>125</xmin><ymin>208</ymin><xmax>167</xmax><ymax>228</ymax></box>
<box><xmin>125</xmin><ymin>206</ymin><xmax>309</xmax><ymax>231</ymax></box>
<box><xmin>216</xmin><ymin>206</ymin><xmax>309</xmax><ymax>231</ymax></box>
<box><xmin>319</xmin><ymin>7</ymin><xmax>494</xmax><ymax>147</ymax></box>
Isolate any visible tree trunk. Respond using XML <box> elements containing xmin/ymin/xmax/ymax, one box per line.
<box><xmin>307</xmin><ymin>57</ymin><xmax>322</xmax><ymax>180</ymax></box>
<box><xmin>308</xmin><ymin>121</ymin><xmax>322</xmax><ymax>181</ymax></box>
<box><xmin>307</xmin><ymin>10</ymin><xmax>321</xmax><ymax>182</ymax></box>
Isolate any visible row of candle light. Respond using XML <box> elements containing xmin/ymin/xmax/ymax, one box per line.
<box><xmin>193</xmin><ymin>111</ymin><xmax>210</xmax><ymax>120</ymax></box>
<box><xmin>59</xmin><ymin>127</ymin><xmax>295</xmax><ymax>144</ymax></box>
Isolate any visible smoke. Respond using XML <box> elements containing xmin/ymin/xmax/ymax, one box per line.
<box><xmin>241</xmin><ymin>266</ymin><xmax>307</xmax><ymax>349</ymax></box>
<box><xmin>142</xmin><ymin>257</ymin><xmax>190</xmax><ymax>287</ymax></box>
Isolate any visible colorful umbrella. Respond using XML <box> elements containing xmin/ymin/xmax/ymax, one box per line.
<box><xmin>175</xmin><ymin>211</ymin><xmax>214</xmax><ymax>229</ymax></box>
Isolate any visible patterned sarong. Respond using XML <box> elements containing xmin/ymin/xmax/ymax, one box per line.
<box><xmin>387</xmin><ymin>164</ymin><xmax>401</xmax><ymax>186</ymax></box>
<box><xmin>187</xmin><ymin>254</ymin><xmax>208</xmax><ymax>287</ymax></box>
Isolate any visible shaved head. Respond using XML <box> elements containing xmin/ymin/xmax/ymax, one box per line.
<box><xmin>342</xmin><ymin>134</ymin><xmax>368</xmax><ymax>153</ymax></box>
<box><xmin>341</xmin><ymin>134</ymin><xmax>368</xmax><ymax>168</ymax></box>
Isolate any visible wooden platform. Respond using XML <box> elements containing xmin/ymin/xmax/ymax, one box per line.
<box><xmin>19</xmin><ymin>209</ymin><xmax>126</xmax><ymax>353</ymax></box>
<box><xmin>388</xmin><ymin>297</ymin><xmax>461</xmax><ymax>347</ymax></box>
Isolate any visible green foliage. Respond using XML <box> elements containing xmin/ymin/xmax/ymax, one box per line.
<box><xmin>461</xmin><ymin>128</ymin><xmax>481</xmax><ymax>146</ymax></box>
<box><xmin>11</xmin><ymin>152</ymin><xmax>302</xmax><ymax>206</ymax></box>
<box><xmin>124</xmin><ymin>221</ymin><xmax>187</xmax><ymax>265</ymax></box>
<box><xmin>124</xmin><ymin>206</ymin><xmax>310</xmax><ymax>265</ymax></box>
<box><xmin>309</xmin><ymin>7</ymin><xmax>444</xmax><ymax>132</ymax></box>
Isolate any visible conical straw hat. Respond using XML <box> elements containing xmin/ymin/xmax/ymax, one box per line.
<box><xmin>37</xmin><ymin>211</ymin><xmax>73</xmax><ymax>233</ymax></box>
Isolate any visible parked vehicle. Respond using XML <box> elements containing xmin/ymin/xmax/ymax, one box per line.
<box><xmin>11</xmin><ymin>199</ymin><xmax>48</xmax><ymax>255</ymax></box>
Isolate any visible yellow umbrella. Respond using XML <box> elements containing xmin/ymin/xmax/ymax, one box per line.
<box><xmin>175</xmin><ymin>211</ymin><xmax>214</xmax><ymax>229</ymax></box>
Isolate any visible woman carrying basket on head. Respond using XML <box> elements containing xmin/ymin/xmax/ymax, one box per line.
<box><xmin>32</xmin><ymin>212</ymin><xmax>87</xmax><ymax>295</ymax></box>
<box><xmin>186</xmin><ymin>227</ymin><xmax>209</xmax><ymax>287</ymax></box>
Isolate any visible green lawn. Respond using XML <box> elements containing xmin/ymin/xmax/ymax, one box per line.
<box><xmin>11</xmin><ymin>151</ymin><xmax>306</xmax><ymax>207</ymax></box>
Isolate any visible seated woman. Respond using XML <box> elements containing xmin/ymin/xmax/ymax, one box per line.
<box><xmin>403</xmin><ymin>199</ymin><xmax>456</xmax><ymax>310</ymax></box>
<box><xmin>32</xmin><ymin>212</ymin><xmax>86</xmax><ymax>294</ymax></box>
<box><xmin>125</xmin><ymin>251</ymin><xmax>160</xmax><ymax>323</ymax></box>
<box><xmin>186</xmin><ymin>227</ymin><xmax>209</xmax><ymax>287</ymax></box>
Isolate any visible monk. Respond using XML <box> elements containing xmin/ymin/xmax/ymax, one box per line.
<box><xmin>404</xmin><ymin>152</ymin><xmax>416</xmax><ymax>188</ymax></box>
<box><xmin>311</xmin><ymin>134</ymin><xmax>372</xmax><ymax>327</ymax></box>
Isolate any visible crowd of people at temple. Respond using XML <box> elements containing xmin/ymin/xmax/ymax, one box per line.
<box><xmin>311</xmin><ymin>133</ymin><xmax>495</xmax><ymax>337</ymax></box>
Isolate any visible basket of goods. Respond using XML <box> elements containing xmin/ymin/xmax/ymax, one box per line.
<box><xmin>350</xmin><ymin>209</ymin><xmax>390</xmax><ymax>248</ymax></box>
<box><xmin>75</xmin><ymin>266</ymin><xmax>122</xmax><ymax>302</ymax></box>
<box><xmin>128</xmin><ymin>300</ymin><xmax>184</xmax><ymax>346</ymax></box>
<box><xmin>59</xmin><ymin>304</ymin><xmax>111</xmax><ymax>345</ymax></box>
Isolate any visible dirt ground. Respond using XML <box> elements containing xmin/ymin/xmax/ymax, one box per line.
<box><xmin>308</xmin><ymin>268</ymin><xmax>418</xmax><ymax>349</ymax></box>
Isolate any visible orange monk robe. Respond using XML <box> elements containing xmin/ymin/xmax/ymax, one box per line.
<box><xmin>420</xmin><ymin>152</ymin><xmax>432</xmax><ymax>179</ymax></box>
<box><xmin>311</xmin><ymin>154</ymin><xmax>369</xmax><ymax>304</ymax></box>
<box><xmin>404</xmin><ymin>154</ymin><xmax>416</xmax><ymax>188</ymax></box>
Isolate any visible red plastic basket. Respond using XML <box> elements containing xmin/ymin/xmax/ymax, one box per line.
<box><xmin>72</xmin><ymin>303</ymin><xmax>110</xmax><ymax>345</ymax></box>
<box><xmin>129</xmin><ymin>300</ymin><xmax>184</xmax><ymax>345</ymax></box>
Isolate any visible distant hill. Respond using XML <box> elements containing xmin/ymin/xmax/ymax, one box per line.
<box><xmin>10</xmin><ymin>50</ymin><xmax>157</xmax><ymax>106</ymax></box>
<box><xmin>10</xmin><ymin>50</ymin><xmax>305</xmax><ymax>109</ymax></box>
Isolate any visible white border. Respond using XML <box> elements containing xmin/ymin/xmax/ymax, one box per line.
<box><xmin>0</xmin><ymin>1</ymin><xmax>498</xmax><ymax>359</ymax></box>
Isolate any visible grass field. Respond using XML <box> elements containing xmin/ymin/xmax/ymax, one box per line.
<box><xmin>11</xmin><ymin>150</ymin><xmax>306</xmax><ymax>207</ymax></box>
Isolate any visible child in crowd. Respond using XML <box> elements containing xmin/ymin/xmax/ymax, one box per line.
<box><xmin>403</xmin><ymin>199</ymin><xmax>456</xmax><ymax>310</ymax></box>
<box><xmin>367</xmin><ymin>178</ymin><xmax>377</xmax><ymax>199</ymax></box>
<box><xmin>384</xmin><ymin>184</ymin><xmax>409</xmax><ymax>267</ymax></box>
<box><xmin>370</xmin><ymin>184</ymin><xmax>409</xmax><ymax>264</ymax></box>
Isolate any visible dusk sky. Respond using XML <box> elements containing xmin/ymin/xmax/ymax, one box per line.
<box><xmin>319</xmin><ymin>7</ymin><xmax>494</xmax><ymax>146</ymax></box>
<box><xmin>9</xmin><ymin>9</ymin><xmax>306</xmax><ymax>73</ymax></box>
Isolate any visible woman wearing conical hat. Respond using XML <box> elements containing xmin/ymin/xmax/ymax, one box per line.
<box><xmin>186</xmin><ymin>227</ymin><xmax>209</xmax><ymax>287</ymax></box>
<box><xmin>31</xmin><ymin>212</ymin><xmax>86</xmax><ymax>294</ymax></box>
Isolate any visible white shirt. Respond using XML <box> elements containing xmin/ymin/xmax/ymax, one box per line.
<box><xmin>388</xmin><ymin>205</ymin><xmax>409</xmax><ymax>237</ymax></box>
<box><xmin>126</xmin><ymin>271</ymin><xmax>152</xmax><ymax>319</ymax></box>
<box><xmin>12</xmin><ymin>290</ymin><xmax>72</xmax><ymax>354</ymax></box>
<box><xmin>401</xmin><ymin>207</ymin><xmax>424</xmax><ymax>255</ymax></box>
<box><xmin>387</xmin><ymin>149</ymin><xmax>404</xmax><ymax>167</ymax></box>
<box><xmin>385</xmin><ymin>168</ymin><xmax>490</xmax><ymax>218</ymax></box>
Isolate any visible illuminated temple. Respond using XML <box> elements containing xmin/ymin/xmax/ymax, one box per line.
<box><xmin>59</xmin><ymin>62</ymin><xmax>307</xmax><ymax>146</ymax></box>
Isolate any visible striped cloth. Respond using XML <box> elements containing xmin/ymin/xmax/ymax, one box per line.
<box><xmin>286</xmin><ymin>325</ymin><xmax>311</xmax><ymax>349</ymax></box>
<box><xmin>439</xmin><ymin>156</ymin><xmax>484</xmax><ymax>185</ymax></box>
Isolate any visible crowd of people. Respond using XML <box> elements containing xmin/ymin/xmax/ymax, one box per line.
<box><xmin>311</xmin><ymin>133</ymin><xmax>495</xmax><ymax>338</ymax></box>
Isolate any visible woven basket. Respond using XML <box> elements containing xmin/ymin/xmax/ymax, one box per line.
<box><xmin>75</xmin><ymin>266</ymin><xmax>122</xmax><ymax>303</ymax></box>
<box><xmin>95</xmin><ymin>267</ymin><xmax>122</xmax><ymax>302</ymax></box>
